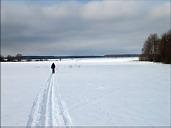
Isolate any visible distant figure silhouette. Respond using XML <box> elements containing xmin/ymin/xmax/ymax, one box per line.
<box><xmin>51</xmin><ymin>63</ymin><xmax>55</xmax><ymax>74</ymax></box>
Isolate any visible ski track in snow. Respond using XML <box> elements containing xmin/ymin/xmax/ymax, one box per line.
<box><xmin>27</xmin><ymin>74</ymin><xmax>72</xmax><ymax>127</ymax></box>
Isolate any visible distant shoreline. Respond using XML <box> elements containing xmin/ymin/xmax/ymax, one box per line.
<box><xmin>20</xmin><ymin>54</ymin><xmax>140</xmax><ymax>60</ymax></box>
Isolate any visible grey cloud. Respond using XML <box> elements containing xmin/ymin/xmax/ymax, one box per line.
<box><xmin>1</xmin><ymin>1</ymin><xmax>170</xmax><ymax>56</ymax></box>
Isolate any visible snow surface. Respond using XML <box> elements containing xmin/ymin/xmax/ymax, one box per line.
<box><xmin>1</xmin><ymin>57</ymin><xmax>170</xmax><ymax>126</ymax></box>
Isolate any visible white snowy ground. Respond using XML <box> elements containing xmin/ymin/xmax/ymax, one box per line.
<box><xmin>1</xmin><ymin>57</ymin><xmax>170</xmax><ymax>126</ymax></box>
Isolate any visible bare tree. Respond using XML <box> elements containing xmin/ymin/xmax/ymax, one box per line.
<box><xmin>7</xmin><ymin>55</ymin><xmax>14</xmax><ymax>62</ymax></box>
<box><xmin>0</xmin><ymin>55</ymin><xmax>5</xmax><ymax>62</ymax></box>
<box><xmin>15</xmin><ymin>54</ymin><xmax>22</xmax><ymax>62</ymax></box>
<box><xmin>140</xmin><ymin>33</ymin><xmax>159</xmax><ymax>61</ymax></box>
<box><xmin>158</xmin><ymin>30</ymin><xmax>171</xmax><ymax>63</ymax></box>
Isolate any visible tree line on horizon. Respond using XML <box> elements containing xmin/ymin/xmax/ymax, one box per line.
<box><xmin>0</xmin><ymin>54</ymin><xmax>52</xmax><ymax>62</ymax></box>
<box><xmin>1</xmin><ymin>54</ymin><xmax>22</xmax><ymax>62</ymax></box>
<box><xmin>0</xmin><ymin>54</ymin><xmax>33</xmax><ymax>62</ymax></box>
<box><xmin>139</xmin><ymin>29</ymin><xmax>171</xmax><ymax>64</ymax></box>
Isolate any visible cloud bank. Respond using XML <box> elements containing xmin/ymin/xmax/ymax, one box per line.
<box><xmin>1</xmin><ymin>0</ymin><xmax>170</xmax><ymax>56</ymax></box>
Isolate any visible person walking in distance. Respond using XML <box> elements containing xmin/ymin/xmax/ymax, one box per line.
<box><xmin>51</xmin><ymin>63</ymin><xmax>55</xmax><ymax>74</ymax></box>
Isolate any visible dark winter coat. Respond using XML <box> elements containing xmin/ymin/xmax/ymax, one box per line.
<box><xmin>51</xmin><ymin>63</ymin><xmax>55</xmax><ymax>69</ymax></box>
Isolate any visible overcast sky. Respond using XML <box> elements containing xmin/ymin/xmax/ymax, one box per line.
<box><xmin>1</xmin><ymin>0</ymin><xmax>170</xmax><ymax>56</ymax></box>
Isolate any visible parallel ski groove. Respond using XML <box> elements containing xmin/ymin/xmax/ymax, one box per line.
<box><xmin>27</xmin><ymin>74</ymin><xmax>72</xmax><ymax>127</ymax></box>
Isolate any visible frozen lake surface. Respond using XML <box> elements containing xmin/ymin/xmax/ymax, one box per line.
<box><xmin>1</xmin><ymin>58</ymin><xmax>170</xmax><ymax>126</ymax></box>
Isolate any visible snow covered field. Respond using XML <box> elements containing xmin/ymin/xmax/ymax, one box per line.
<box><xmin>1</xmin><ymin>58</ymin><xmax>170</xmax><ymax>126</ymax></box>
